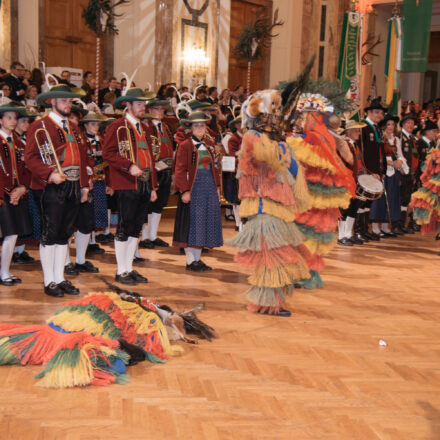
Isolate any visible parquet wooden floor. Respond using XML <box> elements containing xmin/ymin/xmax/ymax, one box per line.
<box><xmin>0</xmin><ymin>217</ymin><xmax>439</xmax><ymax>440</ymax></box>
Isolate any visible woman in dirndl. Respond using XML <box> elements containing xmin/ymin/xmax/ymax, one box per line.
<box><xmin>370</xmin><ymin>114</ymin><xmax>408</xmax><ymax>237</ymax></box>
<box><xmin>0</xmin><ymin>103</ymin><xmax>32</xmax><ymax>285</ymax></box>
<box><xmin>172</xmin><ymin>112</ymin><xmax>223</xmax><ymax>271</ymax></box>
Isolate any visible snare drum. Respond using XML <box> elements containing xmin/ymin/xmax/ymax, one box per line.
<box><xmin>356</xmin><ymin>174</ymin><xmax>384</xmax><ymax>201</ymax></box>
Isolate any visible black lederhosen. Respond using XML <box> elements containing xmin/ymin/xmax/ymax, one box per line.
<box><xmin>148</xmin><ymin>168</ymin><xmax>172</xmax><ymax>214</ymax></box>
<box><xmin>400</xmin><ymin>174</ymin><xmax>416</xmax><ymax>207</ymax></box>
<box><xmin>341</xmin><ymin>198</ymin><xmax>362</xmax><ymax>219</ymax></box>
<box><xmin>115</xmin><ymin>180</ymin><xmax>151</xmax><ymax>241</ymax></box>
<box><xmin>40</xmin><ymin>181</ymin><xmax>81</xmax><ymax>245</ymax></box>
<box><xmin>106</xmin><ymin>193</ymin><xmax>118</xmax><ymax>213</ymax></box>
<box><xmin>76</xmin><ymin>191</ymin><xmax>95</xmax><ymax>235</ymax></box>
<box><xmin>0</xmin><ymin>193</ymin><xmax>32</xmax><ymax>237</ymax></box>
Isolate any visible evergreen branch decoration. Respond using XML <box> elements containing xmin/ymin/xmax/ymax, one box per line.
<box><xmin>82</xmin><ymin>0</ymin><xmax>130</xmax><ymax>36</ymax></box>
<box><xmin>233</xmin><ymin>8</ymin><xmax>284</xmax><ymax>61</ymax></box>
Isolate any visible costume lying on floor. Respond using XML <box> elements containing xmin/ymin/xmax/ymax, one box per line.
<box><xmin>286</xmin><ymin>91</ymin><xmax>356</xmax><ymax>288</ymax></box>
<box><xmin>410</xmin><ymin>147</ymin><xmax>440</xmax><ymax>240</ymax></box>
<box><xmin>227</xmin><ymin>89</ymin><xmax>312</xmax><ymax>315</ymax></box>
<box><xmin>0</xmin><ymin>283</ymin><xmax>215</xmax><ymax>388</ymax></box>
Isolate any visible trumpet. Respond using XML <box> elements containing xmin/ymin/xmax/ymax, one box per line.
<box><xmin>116</xmin><ymin>125</ymin><xmax>135</xmax><ymax>163</ymax></box>
<box><xmin>150</xmin><ymin>135</ymin><xmax>162</xmax><ymax>161</ymax></box>
<box><xmin>34</xmin><ymin>127</ymin><xmax>66</xmax><ymax>177</ymax></box>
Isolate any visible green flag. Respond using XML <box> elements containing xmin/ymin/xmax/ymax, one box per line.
<box><xmin>401</xmin><ymin>0</ymin><xmax>433</xmax><ymax>72</ymax></box>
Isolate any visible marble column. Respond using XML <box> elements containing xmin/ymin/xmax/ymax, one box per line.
<box><xmin>155</xmin><ymin>0</ymin><xmax>174</xmax><ymax>89</ymax></box>
<box><xmin>0</xmin><ymin>0</ymin><xmax>18</xmax><ymax>69</ymax></box>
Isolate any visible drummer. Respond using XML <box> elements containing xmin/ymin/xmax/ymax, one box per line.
<box><xmin>338</xmin><ymin>119</ymin><xmax>367</xmax><ymax>245</ymax></box>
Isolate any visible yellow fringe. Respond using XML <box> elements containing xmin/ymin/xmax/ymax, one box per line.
<box><xmin>412</xmin><ymin>190</ymin><xmax>435</xmax><ymax>206</ymax></box>
<box><xmin>249</xmin><ymin>261</ymin><xmax>311</xmax><ymax>288</ymax></box>
<box><xmin>239</xmin><ymin>198</ymin><xmax>296</xmax><ymax>222</ymax></box>
<box><xmin>250</xmin><ymin>132</ymin><xmax>290</xmax><ymax>172</ymax></box>
<box><xmin>286</xmin><ymin>136</ymin><xmax>336</xmax><ymax>174</ymax></box>
<box><xmin>308</xmin><ymin>191</ymin><xmax>351</xmax><ymax>209</ymax></box>
<box><xmin>290</xmin><ymin>156</ymin><xmax>312</xmax><ymax>214</ymax></box>
<box><xmin>303</xmin><ymin>237</ymin><xmax>337</xmax><ymax>256</ymax></box>
<box><xmin>36</xmin><ymin>343</ymin><xmax>98</xmax><ymax>388</ymax></box>
<box><xmin>50</xmin><ymin>311</ymin><xmax>107</xmax><ymax>336</ymax></box>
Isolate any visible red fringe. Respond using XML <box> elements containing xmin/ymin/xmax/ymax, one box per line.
<box><xmin>295</xmin><ymin>208</ymin><xmax>341</xmax><ymax>232</ymax></box>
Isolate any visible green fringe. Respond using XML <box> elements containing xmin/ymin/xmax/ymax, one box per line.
<box><xmin>0</xmin><ymin>332</ymin><xmax>37</xmax><ymax>365</ymax></box>
<box><xmin>226</xmin><ymin>214</ymin><xmax>304</xmax><ymax>251</ymax></box>
<box><xmin>115</xmin><ymin>348</ymin><xmax>130</xmax><ymax>365</ymax></box>
<box><xmin>307</xmin><ymin>182</ymin><xmax>347</xmax><ymax>195</ymax></box>
<box><xmin>51</xmin><ymin>304</ymin><xmax>122</xmax><ymax>340</ymax></box>
<box><xmin>145</xmin><ymin>351</ymin><xmax>166</xmax><ymax>364</ymax></box>
<box><xmin>298</xmin><ymin>270</ymin><xmax>324</xmax><ymax>289</ymax></box>
<box><xmin>245</xmin><ymin>284</ymin><xmax>295</xmax><ymax>307</ymax></box>
<box><xmin>35</xmin><ymin>346</ymin><xmax>80</xmax><ymax>379</ymax></box>
<box><xmin>413</xmin><ymin>207</ymin><xmax>430</xmax><ymax>221</ymax></box>
<box><xmin>115</xmin><ymin>373</ymin><xmax>130</xmax><ymax>385</ymax></box>
<box><xmin>296</xmin><ymin>224</ymin><xmax>336</xmax><ymax>243</ymax></box>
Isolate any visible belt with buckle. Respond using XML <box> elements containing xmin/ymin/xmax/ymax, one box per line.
<box><xmin>62</xmin><ymin>166</ymin><xmax>80</xmax><ymax>181</ymax></box>
<box><xmin>138</xmin><ymin>169</ymin><xmax>151</xmax><ymax>182</ymax></box>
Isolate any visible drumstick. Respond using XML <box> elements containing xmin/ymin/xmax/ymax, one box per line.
<box><xmin>383</xmin><ymin>186</ymin><xmax>393</xmax><ymax>232</ymax></box>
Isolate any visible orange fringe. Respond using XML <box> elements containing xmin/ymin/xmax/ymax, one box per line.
<box><xmin>295</xmin><ymin>208</ymin><xmax>341</xmax><ymax>233</ymax></box>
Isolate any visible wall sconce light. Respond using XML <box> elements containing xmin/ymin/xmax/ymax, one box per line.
<box><xmin>181</xmin><ymin>44</ymin><xmax>210</xmax><ymax>77</ymax></box>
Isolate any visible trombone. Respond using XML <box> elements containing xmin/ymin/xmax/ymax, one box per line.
<box><xmin>116</xmin><ymin>124</ymin><xmax>135</xmax><ymax>163</ymax></box>
<box><xmin>34</xmin><ymin>127</ymin><xmax>66</xmax><ymax>178</ymax></box>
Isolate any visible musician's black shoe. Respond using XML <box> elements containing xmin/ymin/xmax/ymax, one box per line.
<box><xmin>96</xmin><ymin>233</ymin><xmax>114</xmax><ymax>244</ymax></box>
<box><xmin>86</xmin><ymin>244</ymin><xmax>105</xmax><ymax>255</ymax></box>
<box><xmin>139</xmin><ymin>239</ymin><xmax>155</xmax><ymax>249</ymax></box>
<box><xmin>338</xmin><ymin>238</ymin><xmax>353</xmax><ymax>246</ymax></box>
<box><xmin>436</xmin><ymin>233</ymin><xmax>440</xmax><ymax>240</ymax></box>
<box><xmin>180</xmin><ymin>248</ymin><xmax>185</xmax><ymax>254</ymax></box>
<box><xmin>44</xmin><ymin>282</ymin><xmax>64</xmax><ymax>298</ymax></box>
<box><xmin>405</xmin><ymin>227</ymin><xmax>415</xmax><ymax>234</ymax></box>
<box><xmin>74</xmin><ymin>261</ymin><xmax>99</xmax><ymax>273</ymax></box>
<box><xmin>58</xmin><ymin>280</ymin><xmax>80</xmax><ymax>295</ymax></box>
<box><xmin>9</xmin><ymin>275</ymin><xmax>21</xmax><ymax>284</ymax></box>
<box><xmin>0</xmin><ymin>277</ymin><xmax>15</xmax><ymax>286</ymax></box>
<box><xmin>348</xmin><ymin>236</ymin><xmax>364</xmax><ymax>245</ymax></box>
<box><xmin>380</xmin><ymin>230</ymin><xmax>397</xmax><ymax>238</ymax></box>
<box><xmin>356</xmin><ymin>233</ymin><xmax>369</xmax><ymax>243</ymax></box>
<box><xmin>134</xmin><ymin>256</ymin><xmax>146</xmax><ymax>263</ymax></box>
<box><xmin>369</xmin><ymin>233</ymin><xmax>381</xmax><ymax>241</ymax></box>
<box><xmin>115</xmin><ymin>272</ymin><xmax>136</xmax><ymax>285</ymax></box>
<box><xmin>413</xmin><ymin>224</ymin><xmax>421</xmax><ymax>232</ymax></box>
<box><xmin>391</xmin><ymin>226</ymin><xmax>404</xmax><ymax>236</ymax></box>
<box><xmin>12</xmin><ymin>251</ymin><xmax>35</xmax><ymax>264</ymax></box>
<box><xmin>199</xmin><ymin>260</ymin><xmax>212</xmax><ymax>271</ymax></box>
<box><xmin>363</xmin><ymin>232</ymin><xmax>375</xmax><ymax>241</ymax></box>
<box><xmin>128</xmin><ymin>270</ymin><xmax>148</xmax><ymax>283</ymax></box>
<box><xmin>186</xmin><ymin>261</ymin><xmax>205</xmax><ymax>272</ymax></box>
<box><xmin>152</xmin><ymin>238</ymin><xmax>169</xmax><ymax>247</ymax></box>
<box><xmin>202</xmin><ymin>248</ymin><xmax>209</xmax><ymax>254</ymax></box>
<box><xmin>64</xmin><ymin>263</ymin><xmax>79</xmax><ymax>276</ymax></box>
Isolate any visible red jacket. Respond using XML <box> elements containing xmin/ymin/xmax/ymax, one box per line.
<box><xmin>174</xmin><ymin>136</ymin><xmax>219</xmax><ymax>193</ymax></box>
<box><xmin>102</xmin><ymin>117</ymin><xmax>158</xmax><ymax>191</ymax></box>
<box><xmin>145</xmin><ymin>119</ymin><xmax>174</xmax><ymax>160</ymax></box>
<box><xmin>25</xmin><ymin>115</ymin><xmax>89</xmax><ymax>189</ymax></box>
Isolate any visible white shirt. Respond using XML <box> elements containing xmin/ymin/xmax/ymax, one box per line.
<box><xmin>0</xmin><ymin>129</ymin><xmax>12</xmax><ymax>141</ymax></box>
<box><xmin>126</xmin><ymin>113</ymin><xmax>141</xmax><ymax>132</ymax></box>
<box><xmin>48</xmin><ymin>111</ymin><xmax>68</xmax><ymax>130</ymax></box>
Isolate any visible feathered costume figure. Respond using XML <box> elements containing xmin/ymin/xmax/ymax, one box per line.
<box><xmin>227</xmin><ymin>87</ymin><xmax>312</xmax><ymax>317</ymax></box>
<box><xmin>410</xmin><ymin>146</ymin><xmax>440</xmax><ymax>253</ymax></box>
<box><xmin>286</xmin><ymin>80</ymin><xmax>356</xmax><ymax>288</ymax></box>
<box><xmin>0</xmin><ymin>281</ymin><xmax>215</xmax><ymax>388</ymax></box>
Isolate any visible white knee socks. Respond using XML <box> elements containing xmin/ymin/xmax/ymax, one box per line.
<box><xmin>382</xmin><ymin>223</ymin><xmax>390</xmax><ymax>233</ymax></box>
<box><xmin>148</xmin><ymin>212</ymin><xmax>162</xmax><ymax>241</ymax></box>
<box><xmin>1</xmin><ymin>235</ymin><xmax>17</xmax><ymax>280</ymax></box>
<box><xmin>185</xmin><ymin>247</ymin><xmax>202</xmax><ymax>265</ymax></box>
<box><xmin>14</xmin><ymin>244</ymin><xmax>24</xmax><ymax>254</ymax></box>
<box><xmin>40</xmin><ymin>243</ymin><xmax>56</xmax><ymax>286</ymax></box>
<box><xmin>126</xmin><ymin>236</ymin><xmax>138</xmax><ymax>273</ymax></box>
<box><xmin>141</xmin><ymin>223</ymin><xmax>148</xmax><ymax>241</ymax></box>
<box><xmin>338</xmin><ymin>220</ymin><xmax>345</xmax><ymax>240</ymax></box>
<box><xmin>74</xmin><ymin>231</ymin><xmax>90</xmax><ymax>265</ymax></box>
<box><xmin>54</xmin><ymin>244</ymin><xmax>68</xmax><ymax>284</ymax></box>
<box><xmin>114</xmin><ymin>239</ymin><xmax>127</xmax><ymax>275</ymax></box>
<box><xmin>105</xmin><ymin>209</ymin><xmax>111</xmax><ymax>235</ymax></box>
<box><xmin>90</xmin><ymin>231</ymin><xmax>96</xmax><ymax>245</ymax></box>
<box><xmin>344</xmin><ymin>217</ymin><xmax>355</xmax><ymax>239</ymax></box>
<box><xmin>232</xmin><ymin>205</ymin><xmax>241</xmax><ymax>228</ymax></box>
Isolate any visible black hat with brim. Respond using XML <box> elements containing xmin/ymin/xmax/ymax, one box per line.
<box><xmin>399</xmin><ymin>114</ymin><xmax>418</xmax><ymax>127</ymax></box>
<box><xmin>228</xmin><ymin>116</ymin><xmax>242</xmax><ymax>129</ymax></box>
<box><xmin>179</xmin><ymin>111</ymin><xmax>212</xmax><ymax>127</ymax></box>
<box><xmin>114</xmin><ymin>89</ymin><xmax>156</xmax><ymax>109</ymax></box>
<box><xmin>186</xmin><ymin>99</ymin><xmax>212</xmax><ymax>111</ymax></box>
<box><xmin>379</xmin><ymin>114</ymin><xmax>399</xmax><ymax>128</ymax></box>
<box><xmin>0</xmin><ymin>102</ymin><xmax>28</xmax><ymax>116</ymax></box>
<box><xmin>36</xmin><ymin>84</ymin><xmax>85</xmax><ymax>106</ymax></box>
<box><xmin>80</xmin><ymin>111</ymin><xmax>109</xmax><ymax>124</ymax></box>
<box><xmin>70</xmin><ymin>104</ymin><xmax>88</xmax><ymax>118</ymax></box>
<box><xmin>364</xmin><ymin>97</ymin><xmax>387</xmax><ymax>112</ymax></box>
<box><xmin>421</xmin><ymin>119</ymin><xmax>438</xmax><ymax>134</ymax></box>
<box><xmin>146</xmin><ymin>98</ymin><xmax>169</xmax><ymax>108</ymax></box>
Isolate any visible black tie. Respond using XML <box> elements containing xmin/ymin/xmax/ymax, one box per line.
<box><xmin>136</xmin><ymin>122</ymin><xmax>140</xmax><ymax>133</ymax></box>
<box><xmin>62</xmin><ymin>119</ymin><xmax>68</xmax><ymax>132</ymax></box>
<box><xmin>158</xmin><ymin>122</ymin><xmax>162</xmax><ymax>134</ymax></box>
<box><xmin>6</xmin><ymin>136</ymin><xmax>12</xmax><ymax>143</ymax></box>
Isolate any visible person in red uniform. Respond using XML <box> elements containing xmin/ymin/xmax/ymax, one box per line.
<box><xmin>0</xmin><ymin>103</ymin><xmax>32</xmax><ymax>285</ymax></box>
<box><xmin>140</xmin><ymin>98</ymin><xmax>174</xmax><ymax>249</ymax></box>
<box><xmin>25</xmin><ymin>84</ymin><xmax>90</xmax><ymax>297</ymax></box>
<box><xmin>102</xmin><ymin>88</ymin><xmax>158</xmax><ymax>285</ymax></box>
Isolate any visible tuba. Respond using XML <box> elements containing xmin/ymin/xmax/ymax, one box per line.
<box><xmin>34</xmin><ymin>126</ymin><xmax>66</xmax><ymax>177</ymax></box>
<box><xmin>116</xmin><ymin>124</ymin><xmax>135</xmax><ymax>163</ymax></box>
<box><xmin>150</xmin><ymin>134</ymin><xmax>162</xmax><ymax>161</ymax></box>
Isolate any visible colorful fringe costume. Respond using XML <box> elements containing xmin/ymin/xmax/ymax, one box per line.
<box><xmin>410</xmin><ymin>147</ymin><xmax>440</xmax><ymax>238</ymax></box>
<box><xmin>0</xmin><ymin>292</ymin><xmax>182</xmax><ymax>388</ymax></box>
<box><xmin>227</xmin><ymin>129</ymin><xmax>312</xmax><ymax>314</ymax></box>
<box><xmin>286</xmin><ymin>113</ymin><xmax>356</xmax><ymax>288</ymax></box>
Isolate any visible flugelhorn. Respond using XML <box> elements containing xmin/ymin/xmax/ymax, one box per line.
<box><xmin>34</xmin><ymin>127</ymin><xmax>66</xmax><ymax>177</ymax></box>
<box><xmin>150</xmin><ymin>134</ymin><xmax>162</xmax><ymax>161</ymax></box>
<box><xmin>116</xmin><ymin>125</ymin><xmax>135</xmax><ymax>163</ymax></box>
